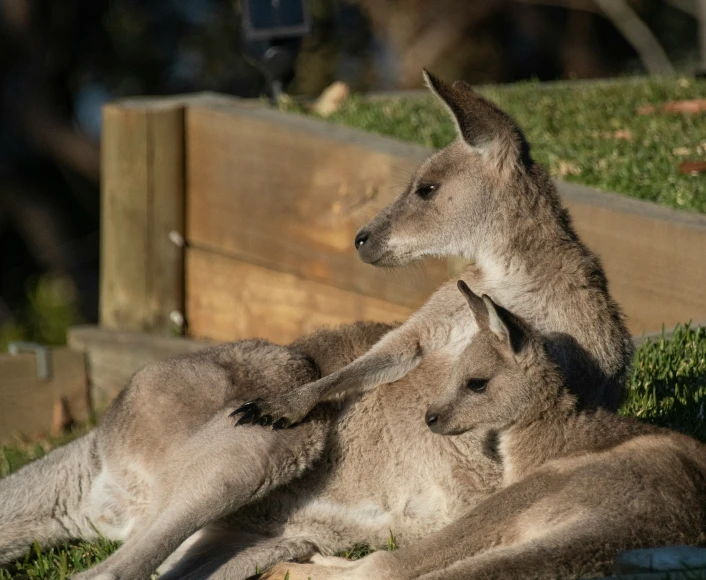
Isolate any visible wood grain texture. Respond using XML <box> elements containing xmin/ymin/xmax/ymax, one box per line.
<box><xmin>182</xmin><ymin>100</ymin><xmax>705</xmax><ymax>337</ymax></box>
<box><xmin>68</xmin><ymin>325</ymin><xmax>209</xmax><ymax>409</ymax></box>
<box><xmin>0</xmin><ymin>349</ymin><xmax>89</xmax><ymax>444</ymax></box>
<box><xmin>100</xmin><ymin>100</ymin><xmax>185</xmax><ymax>334</ymax></box>
<box><xmin>185</xmin><ymin>102</ymin><xmax>448</xmax><ymax>311</ymax></box>
<box><xmin>98</xmin><ymin>95</ymin><xmax>705</xmax><ymax>341</ymax></box>
<box><xmin>185</xmin><ymin>247</ymin><xmax>411</xmax><ymax>343</ymax></box>
<box><xmin>559</xmin><ymin>182</ymin><xmax>706</xmax><ymax>335</ymax></box>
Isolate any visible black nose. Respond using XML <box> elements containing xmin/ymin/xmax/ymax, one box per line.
<box><xmin>425</xmin><ymin>413</ymin><xmax>438</xmax><ymax>427</ymax></box>
<box><xmin>354</xmin><ymin>231</ymin><xmax>369</xmax><ymax>250</ymax></box>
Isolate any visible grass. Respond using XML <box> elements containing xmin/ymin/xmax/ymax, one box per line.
<box><xmin>0</xmin><ymin>276</ymin><xmax>82</xmax><ymax>353</ymax></box>
<box><xmin>0</xmin><ymin>540</ymin><xmax>121</xmax><ymax>580</ymax></box>
<box><xmin>1</xmin><ymin>324</ymin><xmax>704</xmax><ymax>578</ymax></box>
<box><xmin>282</xmin><ymin>76</ymin><xmax>706</xmax><ymax>213</ymax></box>
<box><xmin>622</xmin><ymin>324</ymin><xmax>706</xmax><ymax>439</ymax></box>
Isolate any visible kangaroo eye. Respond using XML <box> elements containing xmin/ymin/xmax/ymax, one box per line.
<box><xmin>415</xmin><ymin>184</ymin><xmax>438</xmax><ymax>199</ymax></box>
<box><xmin>466</xmin><ymin>379</ymin><xmax>488</xmax><ymax>392</ymax></box>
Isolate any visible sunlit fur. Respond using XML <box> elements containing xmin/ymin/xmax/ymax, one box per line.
<box><xmin>262</xmin><ymin>287</ymin><xmax>706</xmax><ymax>580</ymax></box>
<box><xmin>1</xmin><ymin>72</ymin><xmax>635</xmax><ymax>580</ymax></box>
<box><xmin>248</xmin><ymin>69</ymin><xmax>632</xmax><ymax>429</ymax></box>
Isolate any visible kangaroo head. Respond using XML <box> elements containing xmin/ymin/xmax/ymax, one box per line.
<box><xmin>425</xmin><ymin>281</ymin><xmax>546</xmax><ymax>436</ymax></box>
<box><xmin>355</xmin><ymin>70</ymin><xmax>532</xmax><ymax>266</ymax></box>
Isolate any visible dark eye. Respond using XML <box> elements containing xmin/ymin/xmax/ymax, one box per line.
<box><xmin>466</xmin><ymin>378</ymin><xmax>488</xmax><ymax>392</ymax></box>
<box><xmin>415</xmin><ymin>184</ymin><xmax>438</xmax><ymax>199</ymax></box>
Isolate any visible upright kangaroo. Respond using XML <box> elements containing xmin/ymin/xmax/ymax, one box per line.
<box><xmin>1</xmin><ymin>72</ymin><xmax>632</xmax><ymax>580</ymax></box>
<box><xmin>234</xmin><ymin>70</ymin><xmax>633</xmax><ymax>428</ymax></box>
<box><xmin>262</xmin><ymin>282</ymin><xmax>706</xmax><ymax>580</ymax></box>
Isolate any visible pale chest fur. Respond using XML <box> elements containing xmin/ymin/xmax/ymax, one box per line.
<box><xmin>281</xmin><ymin>360</ymin><xmax>502</xmax><ymax>548</ymax></box>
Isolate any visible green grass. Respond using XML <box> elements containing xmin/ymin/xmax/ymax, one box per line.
<box><xmin>621</xmin><ymin>324</ymin><xmax>706</xmax><ymax>440</ymax></box>
<box><xmin>284</xmin><ymin>77</ymin><xmax>706</xmax><ymax>213</ymax></box>
<box><xmin>1</xmin><ymin>324</ymin><xmax>704</xmax><ymax>577</ymax></box>
<box><xmin>0</xmin><ymin>276</ymin><xmax>82</xmax><ymax>353</ymax></box>
<box><xmin>0</xmin><ymin>540</ymin><xmax>121</xmax><ymax>580</ymax></box>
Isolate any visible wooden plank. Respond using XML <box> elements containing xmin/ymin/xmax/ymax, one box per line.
<box><xmin>559</xmin><ymin>182</ymin><xmax>706</xmax><ymax>335</ymax></box>
<box><xmin>68</xmin><ymin>325</ymin><xmax>209</xmax><ymax>410</ymax></box>
<box><xmin>185</xmin><ymin>247</ymin><xmax>412</xmax><ymax>343</ymax></box>
<box><xmin>183</xmin><ymin>100</ymin><xmax>705</xmax><ymax>337</ymax></box>
<box><xmin>100</xmin><ymin>99</ymin><xmax>186</xmax><ymax>335</ymax></box>
<box><xmin>185</xmin><ymin>102</ymin><xmax>449</xmax><ymax>311</ymax></box>
<box><xmin>0</xmin><ymin>349</ymin><xmax>89</xmax><ymax>444</ymax></box>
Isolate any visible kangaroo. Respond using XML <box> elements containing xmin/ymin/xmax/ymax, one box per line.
<box><xmin>1</xmin><ymin>71</ymin><xmax>631</xmax><ymax>580</ymax></box>
<box><xmin>0</xmin><ymin>338</ymin><xmax>338</xmax><ymax>580</ymax></box>
<box><xmin>233</xmin><ymin>70</ymin><xmax>633</xmax><ymax>430</ymax></box>
<box><xmin>261</xmin><ymin>281</ymin><xmax>706</xmax><ymax>580</ymax></box>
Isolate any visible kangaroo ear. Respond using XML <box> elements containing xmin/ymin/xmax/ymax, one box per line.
<box><xmin>422</xmin><ymin>69</ymin><xmax>528</xmax><ymax>172</ymax></box>
<box><xmin>481</xmin><ymin>295</ymin><xmax>529</xmax><ymax>355</ymax></box>
<box><xmin>457</xmin><ymin>280</ymin><xmax>489</xmax><ymax>328</ymax></box>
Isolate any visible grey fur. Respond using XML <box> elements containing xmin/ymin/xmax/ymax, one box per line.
<box><xmin>1</xmin><ymin>71</ymin><xmax>633</xmax><ymax>579</ymax></box>
<box><xmin>0</xmin><ymin>321</ymin><xmax>500</xmax><ymax>579</ymax></box>
<box><xmin>236</xmin><ymin>69</ymin><xmax>633</xmax><ymax>426</ymax></box>
<box><xmin>1</xmin><ymin>339</ymin><xmax>334</xmax><ymax>578</ymax></box>
<box><xmin>262</xmin><ymin>285</ymin><xmax>706</xmax><ymax>580</ymax></box>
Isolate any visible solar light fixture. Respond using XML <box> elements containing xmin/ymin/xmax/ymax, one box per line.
<box><xmin>242</xmin><ymin>0</ymin><xmax>310</xmax><ymax>41</ymax></box>
<box><xmin>241</xmin><ymin>0</ymin><xmax>310</xmax><ymax>100</ymax></box>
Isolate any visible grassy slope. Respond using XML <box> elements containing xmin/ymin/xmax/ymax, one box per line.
<box><xmin>1</xmin><ymin>324</ymin><xmax>704</xmax><ymax>578</ymax></box>
<box><xmin>290</xmin><ymin>77</ymin><xmax>706</xmax><ymax>213</ymax></box>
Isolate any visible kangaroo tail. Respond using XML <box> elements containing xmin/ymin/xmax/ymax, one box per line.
<box><xmin>0</xmin><ymin>430</ymin><xmax>101</xmax><ymax>564</ymax></box>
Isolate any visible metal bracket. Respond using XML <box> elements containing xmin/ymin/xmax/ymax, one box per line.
<box><xmin>8</xmin><ymin>342</ymin><xmax>53</xmax><ymax>380</ymax></box>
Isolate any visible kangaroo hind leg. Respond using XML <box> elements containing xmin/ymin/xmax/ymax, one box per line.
<box><xmin>416</xmin><ymin>524</ymin><xmax>651</xmax><ymax>580</ymax></box>
<box><xmin>74</xmin><ymin>412</ymin><xmax>329</xmax><ymax>580</ymax></box>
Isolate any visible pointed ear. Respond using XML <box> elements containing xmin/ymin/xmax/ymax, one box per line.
<box><xmin>457</xmin><ymin>280</ymin><xmax>489</xmax><ymax>328</ymax></box>
<box><xmin>422</xmin><ymin>69</ymin><xmax>528</xmax><ymax>172</ymax></box>
<box><xmin>481</xmin><ymin>295</ymin><xmax>529</xmax><ymax>355</ymax></box>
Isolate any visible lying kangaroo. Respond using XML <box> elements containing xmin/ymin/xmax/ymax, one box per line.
<box><xmin>234</xmin><ymin>70</ymin><xmax>633</xmax><ymax>429</ymax></box>
<box><xmin>262</xmin><ymin>282</ymin><xmax>706</xmax><ymax>580</ymax></box>
<box><xmin>0</xmin><ymin>71</ymin><xmax>631</xmax><ymax>579</ymax></box>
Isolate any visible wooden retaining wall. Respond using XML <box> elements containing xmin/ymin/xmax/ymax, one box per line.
<box><xmin>5</xmin><ymin>91</ymin><xmax>703</xmax><ymax>441</ymax></box>
<box><xmin>100</xmin><ymin>93</ymin><xmax>706</xmax><ymax>347</ymax></box>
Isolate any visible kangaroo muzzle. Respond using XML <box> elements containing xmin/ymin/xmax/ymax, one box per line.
<box><xmin>354</xmin><ymin>224</ymin><xmax>391</xmax><ymax>265</ymax></box>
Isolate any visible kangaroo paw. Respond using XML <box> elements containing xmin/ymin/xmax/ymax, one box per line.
<box><xmin>231</xmin><ymin>392</ymin><xmax>315</xmax><ymax>429</ymax></box>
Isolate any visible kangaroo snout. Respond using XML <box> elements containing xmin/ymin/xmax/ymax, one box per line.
<box><xmin>425</xmin><ymin>407</ymin><xmax>443</xmax><ymax>433</ymax></box>
<box><xmin>425</xmin><ymin>410</ymin><xmax>439</xmax><ymax>427</ymax></box>
<box><xmin>354</xmin><ymin>230</ymin><xmax>369</xmax><ymax>249</ymax></box>
<box><xmin>354</xmin><ymin>225</ymin><xmax>390</xmax><ymax>265</ymax></box>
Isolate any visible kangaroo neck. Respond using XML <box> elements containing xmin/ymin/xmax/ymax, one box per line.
<box><xmin>499</xmin><ymin>391</ymin><xmax>578</xmax><ymax>485</ymax></box>
<box><xmin>468</xmin><ymin>182</ymin><xmax>576</xmax><ymax>304</ymax></box>
<box><xmin>470</xmin><ymin>246</ymin><xmax>545</xmax><ymax>313</ymax></box>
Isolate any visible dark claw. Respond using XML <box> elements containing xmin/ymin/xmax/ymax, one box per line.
<box><xmin>272</xmin><ymin>418</ymin><xmax>289</xmax><ymax>430</ymax></box>
<box><xmin>229</xmin><ymin>400</ymin><xmax>262</xmax><ymax>418</ymax></box>
<box><xmin>257</xmin><ymin>415</ymin><xmax>273</xmax><ymax>426</ymax></box>
<box><xmin>235</xmin><ymin>408</ymin><xmax>259</xmax><ymax>426</ymax></box>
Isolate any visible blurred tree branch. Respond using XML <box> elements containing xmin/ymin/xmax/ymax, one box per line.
<box><xmin>22</xmin><ymin>108</ymin><xmax>100</xmax><ymax>183</ymax></box>
<box><xmin>357</xmin><ymin>0</ymin><xmax>503</xmax><ymax>87</ymax></box>
<box><xmin>516</xmin><ymin>0</ymin><xmax>675</xmax><ymax>74</ymax></box>
<box><xmin>511</xmin><ymin>0</ymin><xmax>600</xmax><ymax>13</ymax></box>
<box><xmin>665</xmin><ymin>0</ymin><xmax>699</xmax><ymax>17</ymax></box>
<box><xmin>593</xmin><ymin>0</ymin><xmax>674</xmax><ymax>74</ymax></box>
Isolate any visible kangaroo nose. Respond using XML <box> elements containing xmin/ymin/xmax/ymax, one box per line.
<box><xmin>354</xmin><ymin>231</ymin><xmax>369</xmax><ymax>250</ymax></box>
<box><xmin>425</xmin><ymin>412</ymin><xmax>439</xmax><ymax>427</ymax></box>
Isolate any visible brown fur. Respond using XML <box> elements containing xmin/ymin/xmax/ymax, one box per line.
<box><xmin>237</xmin><ymin>70</ymin><xmax>632</xmax><ymax>428</ymax></box>
<box><xmin>263</xmin><ymin>285</ymin><xmax>706</xmax><ymax>580</ymax></box>
<box><xmin>1</xmin><ymin>72</ymin><xmax>634</xmax><ymax>580</ymax></box>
